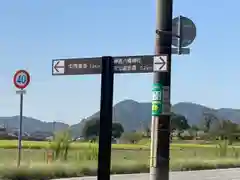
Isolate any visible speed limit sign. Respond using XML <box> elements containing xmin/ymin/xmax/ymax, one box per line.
<box><xmin>13</xmin><ymin>70</ymin><xmax>31</xmax><ymax>89</ymax></box>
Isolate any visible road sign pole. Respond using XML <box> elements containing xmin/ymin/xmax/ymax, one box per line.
<box><xmin>150</xmin><ymin>0</ymin><xmax>173</xmax><ymax>180</ymax></box>
<box><xmin>17</xmin><ymin>90</ymin><xmax>24</xmax><ymax>167</ymax></box>
<box><xmin>13</xmin><ymin>70</ymin><xmax>30</xmax><ymax>168</ymax></box>
<box><xmin>97</xmin><ymin>56</ymin><xmax>114</xmax><ymax>180</ymax></box>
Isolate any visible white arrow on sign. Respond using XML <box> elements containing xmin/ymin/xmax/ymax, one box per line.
<box><xmin>52</xmin><ymin>60</ymin><xmax>65</xmax><ymax>74</ymax></box>
<box><xmin>153</xmin><ymin>55</ymin><xmax>168</xmax><ymax>72</ymax></box>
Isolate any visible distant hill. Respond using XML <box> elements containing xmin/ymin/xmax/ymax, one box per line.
<box><xmin>70</xmin><ymin>100</ymin><xmax>240</xmax><ymax>136</ymax></box>
<box><xmin>0</xmin><ymin>116</ymin><xmax>69</xmax><ymax>133</ymax></box>
<box><xmin>172</xmin><ymin>102</ymin><xmax>240</xmax><ymax>125</ymax></box>
<box><xmin>1</xmin><ymin>100</ymin><xmax>240</xmax><ymax>137</ymax></box>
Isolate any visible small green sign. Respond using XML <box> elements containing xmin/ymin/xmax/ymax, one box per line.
<box><xmin>152</xmin><ymin>83</ymin><xmax>163</xmax><ymax>116</ymax></box>
<box><xmin>152</xmin><ymin>101</ymin><xmax>162</xmax><ymax>116</ymax></box>
<box><xmin>152</xmin><ymin>84</ymin><xmax>163</xmax><ymax>100</ymax></box>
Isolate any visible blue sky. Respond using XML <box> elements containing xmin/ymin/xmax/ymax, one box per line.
<box><xmin>0</xmin><ymin>1</ymin><xmax>239</xmax><ymax>125</ymax></box>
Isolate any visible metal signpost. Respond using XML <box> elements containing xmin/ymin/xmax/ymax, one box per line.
<box><xmin>150</xmin><ymin>0</ymin><xmax>197</xmax><ymax>180</ymax></box>
<box><xmin>13</xmin><ymin>70</ymin><xmax>30</xmax><ymax>167</ymax></box>
<box><xmin>52</xmin><ymin>4</ymin><xmax>196</xmax><ymax>179</ymax></box>
<box><xmin>97</xmin><ymin>57</ymin><xmax>114</xmax><ymax>180</ymax></box>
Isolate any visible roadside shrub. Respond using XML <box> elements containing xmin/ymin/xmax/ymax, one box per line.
<box><xmin>50</xmin><ymin>129</ymin><xmax>72</xmax><ymax>161</ymax></box>
<box><xmin>171</xmin><ymin>158</ymin><xmax>240</xmax><ymax>171</ymax></box>
<box><xmin>0</xmin><ymin>162</ymin><xmax>148</xmax><ymax>180</ymax></box>
<box><xmin>215</xmin><ymin>140</ymin><xmax>228</xmax><ymax>157</ymax></box>
<box><xmin>231</xmin><ymin>147</ymin><xmax>239</xmax><ymax>158</ymax></box>
<box><xmin>81</xmin><ymin>143</ymin><xmax>98</xmax><ymax>160</ymax></box>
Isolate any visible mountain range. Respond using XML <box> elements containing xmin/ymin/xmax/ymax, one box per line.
<box><xmin>1</xmin><ymin>100</ymin><xmax>240</xmax><ymax>137</ymax></box>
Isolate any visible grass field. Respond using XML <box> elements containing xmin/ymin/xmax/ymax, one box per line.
<box><xmin>0</xmin><ymin>146</ymin><xmax>239</xmax><ymax>164</ymax></box>
<box><xmin>1</xmin><ymin>140</ymin><xmax>240</xmax><ymax>179</ymax></box>
<box><xmin>0</xmin><ymin>140</ymin><xmax>239</xmax><ymax>165</ymax></box>
<box><xmin>1</xmin><ymin>139</ymin><xmax>239</xmax><ymax>149</ymax></box>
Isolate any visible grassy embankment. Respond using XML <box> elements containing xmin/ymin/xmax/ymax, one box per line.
<box><xmin>0</xmin><ymin>140</ymin><xmax>240</xmax><ymax>179</ymax></box>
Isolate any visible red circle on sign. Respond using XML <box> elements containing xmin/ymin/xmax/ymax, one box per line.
<box><xmin>13</xmin><ymin>70</ymin><xmax>31</xmax><ymax>89</ymax></box>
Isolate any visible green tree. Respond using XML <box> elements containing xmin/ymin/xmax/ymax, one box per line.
<box><xmin>171</xmin><ymin>113</ymin><xmax>190</xmax><ymax>131</ymax></box>
<box><xmin>82</xmin><ymin>117</ymin><xmax>124</xmax><ymax>139</ymax></box>
<box><xmin>82</xmin><ymin>117</ymin><xmax>100</xmax><ymax>139</ymax></box>
<box><xmin>211</xmin><ymin>119</ymin><xmax>239</xmax><ymax>144</ymax></box>
<box><xmin>112</xmin><ymin>122</ymin><xmax>124</xmax><ymax>138</ymax></box>
<box><xmin>202</xmin><ymin>112</ymin><xmax>240</xmax><ymax>144</ymax></box>
<box><xmin>201</xmin><ymin>111</ymin><xmax>218</xmax><ymax>132</ymax></box>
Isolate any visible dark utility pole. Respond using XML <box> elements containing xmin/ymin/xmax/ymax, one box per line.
<box><xmin>150</xmin><ymin>0</ymin><xmax>173</xmax><ymax>180</ymax></box>
<box><xmin>97</xmin><ymin>56</ymin><xmax>114</xmax><ymax>180</ymax></box>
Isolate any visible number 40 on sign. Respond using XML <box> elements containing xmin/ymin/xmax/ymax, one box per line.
<box><xmin>13</xmin><ymin>70</ymin><xmax>31</xmax><ymax>90</ymax></box>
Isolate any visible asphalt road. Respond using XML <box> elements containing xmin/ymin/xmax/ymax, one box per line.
<box><xmin>53</xmin><ymin>168</ymin><xmax>240</xmax><ymax>180</ymax></box>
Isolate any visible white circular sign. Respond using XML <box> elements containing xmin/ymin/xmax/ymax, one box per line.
<box><xmin>13</xmin><ymin>70</ymin><xmax>30</xmax><ymax>89</ymax></box>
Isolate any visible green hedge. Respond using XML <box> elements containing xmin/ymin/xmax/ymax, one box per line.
<box><xmin>0</xmin><ymin>162</ymin><xmax>148</xmax><ymax>180</ymax></box>
<box><xmin>2</xmin><ymin>159</ymin><xmax>240</xmax><ymax>180</ymax></box>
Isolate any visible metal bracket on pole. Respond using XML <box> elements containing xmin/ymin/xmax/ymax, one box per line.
<box><xmin>156</xmin><ymin>15</ymin><xmax>186</xmax><ymax>55</ymax></box>
<box><xmin>16</xmin><ymin>90</ymin><xmax>26</xmax><ymax>95</ymax></box>
<box><xmin>177</xmin><ymin>15</ymin><xmax>183</xmax><ymax>55</ymax></box>
<box><xmin>155</xmin><ymin>29</ymin><xmax>180</xmax><ymax>38</ymax></box>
